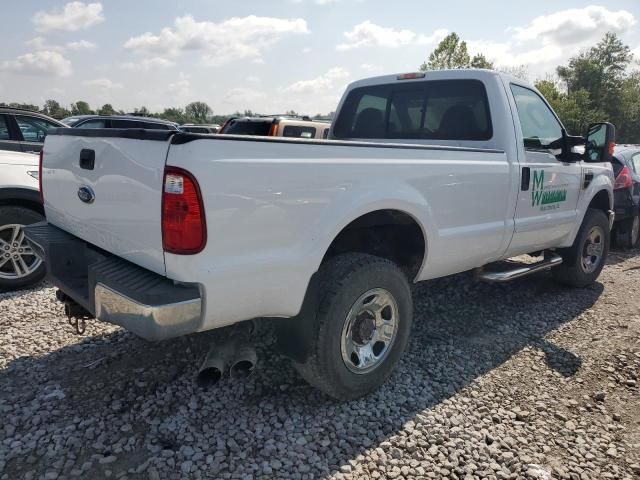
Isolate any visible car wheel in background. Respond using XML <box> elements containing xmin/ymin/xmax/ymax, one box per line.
<box><xmin>615</xmin><ymin>213</ymin><xmax>639</xmax><ymax>249</ymax></box>
<box><xmin>0</xmin><ymin>206</ymin><xmax>46</xmax><ymax>290</ymax></box>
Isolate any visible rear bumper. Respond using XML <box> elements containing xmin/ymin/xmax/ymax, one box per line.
<box><xmin>23</xmin><ymin>222</ymin><xmax>202</xmax><ymax>341</ymax></box>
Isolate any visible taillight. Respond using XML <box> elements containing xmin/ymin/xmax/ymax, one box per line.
<box><xmin>38</xmin><ymin>150</ymin><xmax>44</xmax><ymax>204</ymax></box>
<box><xmin>614</xmin><ymin>166</ymin><xmax>633</xmax><ymax>190</ymax></box>
<box><xmin>162</xmin><ymin>167</ymin><xmax>206</xmax><ymax>254</ymax></box>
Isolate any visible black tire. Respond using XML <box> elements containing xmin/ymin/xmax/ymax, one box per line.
<box><xmin>614</xmin><ymin>214</ymin><xmax>639</xmax><ymax>249</ymax></box>
<box><xmin>552</xmin><ymin>208</ymin><xmax>610</xmax><ymax>288</ymax></box>
<box><xmin>0</xmin><ymin>206</ymin><xmax>46</xmax><ymax>290</ymax></box>
<box><xmin>293</xmin><ymin>253</ymin><xmax>413</xmax><ymax>401</ymax></box>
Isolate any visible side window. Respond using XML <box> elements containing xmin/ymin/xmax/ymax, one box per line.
<box><xmin>77</xmin><ymin>119</ymin><xmax>106</xmax><ymax>129</ymax></box>
<box><xmin>632</xmin><ymin>153</ymin><xmax>640</xmax><ymax>174</ymax></box>
<box><xmin>333</xmin><ymin>80</ymin><xmax>492</xmax><ymax>140</ymax></box>
<box><xmin>111</xmin><ymin>119</ymin><xmax>143</xmax><ymax>129</ymax></box>
<box><xmin>510</xmin><ymin>84</ymin><xmax>563</xmax><ymax>150</ymax></box>
<box><xmin>0</xmin><ymin>115</ymin><xmax>10</xmax><ymax>140</ymax></box>
<box><xmin>282</xmin><ymin>125</ymin><xmax>316</xmax><ymax>138</ymax></box>
<box><xmin>15</xmin><ymin>115</ymin><xmax>60</xmax><ymax>142</ymax></box>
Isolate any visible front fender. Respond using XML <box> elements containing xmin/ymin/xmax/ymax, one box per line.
<box><xmin>563</xmin><ymin>169</ymin><xmax>613</xmax><ymax>246</ymax></box>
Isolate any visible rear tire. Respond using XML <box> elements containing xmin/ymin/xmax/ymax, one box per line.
<box><xmin>552</xmin><ymin>208</ymin><xmax>610</xmax><ymax>288</ymax></box>
<box><xmin>614</xmin><ymin>213</ymin><xmax>639</xmax><ymax>249</ymax></box>
<box><xmin>293</xmin><ymin>253</ymin><xmax>413</xmax><ymax>401</ymax></box>
<box><xmin>0</xmin><ymin>206</ymin><xmax>46</xmax><ymax>291</ymax></box>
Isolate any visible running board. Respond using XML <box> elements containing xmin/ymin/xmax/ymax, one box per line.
<box><xmin>475</xmin><ymin>253</ymin><xmax>563</xmax><ymax>283</ymax></box>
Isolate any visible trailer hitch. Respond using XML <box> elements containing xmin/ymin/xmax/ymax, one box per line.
<box><xmin>56</xmin><ymin>290</ymin><xmax>93</xmax><ymax>335</ymax></box>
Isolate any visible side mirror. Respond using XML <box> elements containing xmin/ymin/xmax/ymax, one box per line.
<box><xmin>584</xmin><ymin>122</ymin><xmax>615</xmax><ymax>163</ymax></box>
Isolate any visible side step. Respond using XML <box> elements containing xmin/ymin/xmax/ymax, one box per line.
<box><xmin>475</xmin><ymin>252</ymin><xmax>563</xmax><ymax>283</ymax></box>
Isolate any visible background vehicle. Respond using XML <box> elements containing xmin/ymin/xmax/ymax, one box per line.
<box><xmin>0</xmin><ymin>107</ymin><xmax>67</xmax><ymax>153</ymax></box>
<box><xmin>61</xmin><ymin>115</ymin><xmax>180</xmax><ymax>130</ymax></box>
<box><xmin>26</xmin><ymin>70</ymin><xmax>614</xmax><ymax>400</ymax></box>
<box><xmin>611</xmin><ymin>145</ymin><xmax>640</xmax><ymax>248</ymax></box>
<box><xmin>219</xmin><ymin>115</ymin><xmax>330</xmax><ymax>139</ymax></box>
<box><xmin>0</xmin><ymin>150</ymin><xmax>45</xmax><ymax>290</ymax></box>
<box><xmin>180</xmin><ymin>124</ymin><xmax>220</xmax><ymax>134</ymax></box>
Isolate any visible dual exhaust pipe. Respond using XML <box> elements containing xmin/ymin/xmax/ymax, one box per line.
<box><xmin>197</xmin><ymin>330</ymin><xmax>257</xmax><ymax>385</ymax></box>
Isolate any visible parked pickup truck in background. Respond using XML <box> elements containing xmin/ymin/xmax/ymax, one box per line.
<box><xmin>25</xmin><ymin>70</ymin><xmax>615</xmax><ymax>400</ymax></box>
<box><xmin>219</xmin><ymin>114</ymin><xmax>331</xmax><ymax>139</ymax></box>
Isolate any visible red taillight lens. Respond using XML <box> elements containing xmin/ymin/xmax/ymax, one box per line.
<box><xmin>614</xmin><ymin>166</ymin><xmax>633</xmax><ymax>190</ymax></box>
<box><xmin>162</xmin><ymin>167</ymin><xmax>206</xmax><ymax>254</ymax></box>
<box><xmin>38</xmin><ymin>150</ymin><xmax>44</xmax><ymax>204</ymax></box>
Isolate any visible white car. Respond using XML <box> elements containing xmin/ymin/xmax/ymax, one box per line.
<box><xmin>26</xmin><ymin>69</ymin><xmax>615</xmax><ymax>399</ymax></box>
<box><xmin>0</xmin><ymin>150</ymin><xmax>45</xmax><ymax>289</ymax></box>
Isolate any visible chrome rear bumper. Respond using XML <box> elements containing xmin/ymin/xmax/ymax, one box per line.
<box><xmin>23</xmin><ymin>222</ymin><xmax>203</xmax><ymax>341</ymax></box>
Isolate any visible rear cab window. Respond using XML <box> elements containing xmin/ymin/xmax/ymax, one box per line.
<box><xmin>221</xmin><ymin>119</ymin><xmax>272</xmax><ymax>136</ymax></box>
<box><xmin>333</xmin><ymin>79</ymin><xmax>493</xmax><ymax>141</ymax></box>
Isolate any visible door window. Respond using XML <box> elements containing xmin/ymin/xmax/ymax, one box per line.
<box><xmin>0</xmin><ymin>115</ymin><xmax>10</xmax><ymax>140</ymax></box>
<box><xmin>77</xmin><ymin>119</ymin><xmax>106</xmax><ymax>128</ymax></box>
<box><xmin>629</xmin><ymin>152</ymin><xmax>640</xmax><ymax>174</ymax></box>
<box><xmin>510</xmin><ymin>84</ymin><xmax>563</xmax><ymax>151</ymax></box>
<box><xmin>15</xmin><ymin>115</ymin><xmax>60</xmax><ymax>142</ymax></box>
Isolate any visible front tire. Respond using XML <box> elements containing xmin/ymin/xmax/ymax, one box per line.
<box><xmin>552</xmin><ymin>208</ymin><xmax>610</xmax><ymax>288</ymax></box>
<box><xmin>294</xmin><ymin>254</ymin><xmax>413</xmax><ymax>401</ymax></box>
<box><xmin>0</xmin><ymin>206</ymin><xmax>46</xmax><ymax>291</ymax></box>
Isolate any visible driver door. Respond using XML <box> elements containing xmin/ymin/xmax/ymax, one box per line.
<box><xmin>508</xmin><ymin>84</ymin><xmax>582</xmax><ymax>253</ymax></box>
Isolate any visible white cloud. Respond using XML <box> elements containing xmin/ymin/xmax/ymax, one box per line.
<box><xmin>285</xmin><ymin>67</ymin><xmax>349</xmax><ymax>94</ymax></box>
<box><xmin>512</xmin><ymin>5</ymin><xmax>635</xmax><ymax>46</ymax></box>
<box><xmin>466</xmin><ymin>6</ymin><xmax>636</xmax><ymax>74</ymax></box>
<box><xmin>33</xmin><ymin>2</ymin><xmax>104</xmax><ymax>33</ymax></box>
<box><xmin>26</xmin><ymin>37</ymin><xmax>65</xmax><ymax>52</ymax></box>
<box><xmin>84</xmin><ymin>78</ymin><xmax>123</xmax><ymax>89</ymax></box>
<box><xmin>337</xmin><ymin>22</ymin><xmax>447</xmax><ymax>51</ymax></box>
<box><xmin>167</xmin><ymin>73</ymin><xmax>192</xmax><ymax>101</ymax></box>
<box><xmin>223</xmin><ymin>87</ymin><xmax>267</xmax><ymax>106</ymax></box>
<box><xmin>1</xmin><ymin>50</ymin><xmax>72</xmax><ymax>77</ymax></box>
<box><xmin>121</xmin><ymin>57</ymin><xmax>175</xmax><ymax>71</ymax></box>
<box><xmin>124</xmin><ymin>15</ymin><xmax>309</xmax><ymax>66</ymax></box>
<box><xmin>67</xmin><ymin>40</ymin><xmax>96</xmax><ymax>51</ymax></box>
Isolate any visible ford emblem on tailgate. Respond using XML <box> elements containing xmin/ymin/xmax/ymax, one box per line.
<box><xmin>77</xmin><ymin>185</ymin><xmax>95</xmax><ymax>204</ymax></box>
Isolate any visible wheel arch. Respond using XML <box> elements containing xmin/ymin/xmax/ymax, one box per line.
<box><xmin>0</xmin><ymin>188</ymin><xmax>43</xmax><ymax>216</ymax></box>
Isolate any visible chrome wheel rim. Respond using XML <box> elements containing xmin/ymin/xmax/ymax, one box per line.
<box><xmin>632</xmin><ymin>216</ymin><xmax>639</xmax><ymax>246</ymax></box>
<box><xmin>340</xmin><ymin>288</ymin><xmax>399</xmax><ymax>374</ymax></box>
<box><xmin>581</xmin><ymin>226</ymin><xmax>604</xmax><ymax>274</ymax></box>
<box><xmin>0</xmin><ymin>224</ymin><xmax>41</xmax><ymax>280</ymax></box>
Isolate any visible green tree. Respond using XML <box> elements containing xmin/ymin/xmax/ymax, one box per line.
<box><xmin>97</xmin><ymin>104</ymin><xmax>116</xmax><ymax>116</ymax></box>
<box><xmin>420</xmin><ymin>33</ymin><xmax>470</xmax><ymax>70</ymax></box>
<box><xmin>470</xmin><ymin>53</ymin><xmax>495</xmax><ymax>69</ymax></box>
<box><xmin>557</xmin><ymin>33</ymin><xmax>634</xmax><ymax>141</ymax></box>
<box><xmin>185</xmin><ymin>101</ymin><xmax>212</xmax><ymax>123</ymax></box>
<box><xmin>42</xmin><ymin>99</ymin><xmax>70</xmax><ymax>119</ymax></box>
<box><xmin>420</xmin><ymin>32</ymin><xmax>495</xmax><ymax>71</ymax></box>
<box><xmin>70</xmin><ymin>101</ymin><xmax>93</xmax><ymax>115</ymax></box>
<box><xmin>160</xmin><ymin>107</ymin><xmax>186</xmax><ymax>124</ymax></box>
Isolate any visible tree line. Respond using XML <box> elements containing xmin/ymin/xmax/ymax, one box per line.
<box><xmin>2</xmin><ymin>32</ymin><xmax>638</xmax><ymax>141</ymax></box>
<box><xmin>420</xmin><ymin>32</ymin><xmax>640</xmax><ymax>143</ymax></box>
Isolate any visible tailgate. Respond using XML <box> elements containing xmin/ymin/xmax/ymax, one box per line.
<box><xmin>42</xmin><ymin>129</ymin><xmax>174</xmax><ymax>276</ymax></box>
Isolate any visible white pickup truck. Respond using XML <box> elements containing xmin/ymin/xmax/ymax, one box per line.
<box><xmin>25</xmin><ymin>70</ymin><xmax>615</xmax><ymax>400</ymax></box>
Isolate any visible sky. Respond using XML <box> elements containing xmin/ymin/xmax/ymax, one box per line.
<box><xmin>1</xmin><ymin>1</ymin><xmax>639</xmax><ymax>116</ymax></box>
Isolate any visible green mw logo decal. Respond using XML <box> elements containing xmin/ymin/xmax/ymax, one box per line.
<box><xmin>531</xmin><ymin>169</ymin><xmax>567</xmax><ymax>209</ymax></box>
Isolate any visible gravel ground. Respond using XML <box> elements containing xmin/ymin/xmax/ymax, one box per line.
<box><xmin>1</xmin><ymin>250</ymin><xmax>639</xmax><ymax>480</ymax></box>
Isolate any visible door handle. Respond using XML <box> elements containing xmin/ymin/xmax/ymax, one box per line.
<box><xmin>79</xmin><ymin>149</ymin><xmax>95</xmax><ymax>170</ymax></box>
<box><xmin>583</xmin><ymin>170</ymin><xmax>594</xmax><ymax>189</ymax></box>
<box><xmin>521</xmin><ymin>167</ymin><xmax>530</xmax><ymax>191</ymax></box>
